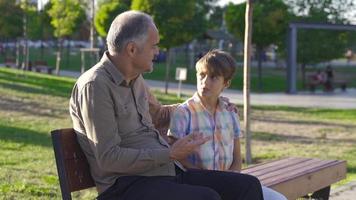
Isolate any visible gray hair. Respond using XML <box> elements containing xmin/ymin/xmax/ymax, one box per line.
<box><xmin>106</xmin><ymin>10</ymin><xmax>154</xmax><ymax>53</ymax></box>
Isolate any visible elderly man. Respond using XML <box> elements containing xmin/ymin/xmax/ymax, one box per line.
<box><xmin>69</xmin><ymin>10</ymin><xmax>263</xmax><ymax>200</ymax></box>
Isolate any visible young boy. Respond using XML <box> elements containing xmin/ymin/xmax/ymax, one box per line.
<box><xmin>168</xmin><ymin>49</ymin><xmax>287</xmax><ymax>200</ymax></box>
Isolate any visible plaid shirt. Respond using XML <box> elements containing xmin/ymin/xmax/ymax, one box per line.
<box><xmin>168</xmin><ymin>93</ymin><xmax>241</xmax><ymax>170</ymax></box>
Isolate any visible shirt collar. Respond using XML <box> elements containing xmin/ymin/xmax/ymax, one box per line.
<box><xmin>100</xmin><ymin>51</ymin><xmax>129</xmax><ymax>86</ymax></box>
<box><xmin>192</xmin><ymin>92</ymin><xmax>226</xmax><ymax>112</ymax></box>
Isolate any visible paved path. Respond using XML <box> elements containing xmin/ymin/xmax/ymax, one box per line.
<box><xmin>60</xmin><ymin>70</ymin><xmax>356</xmax><ymax>109</ymax></box>
<box><xmin>146</xmin><ymin>79</ymin><xmax>356</xmax><ymax>109</ymax></box>
<box><xmin>330</xmin><ymin>181</ymin><xmax>356</xmax><ymax>200</ymax></box>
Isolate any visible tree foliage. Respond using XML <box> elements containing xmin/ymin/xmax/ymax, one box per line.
<box><xmin>131</xmin><ymin>0</ymin><xmax>213</xmax><ymax>49</ymax></box>
<box><xmin>225</xmin><ymin>0</ymin><xmax>291</xmax><ymax>91</ymax></box>
<box><xmin>0</xmin><ymin>1</ymin><xmax>23</xmax><ymax>39</ymax></box>
<box><xmin>225</xmin><ymin>0</ymin><xmax>291</xmax><ymax>50</ymax></box>
<box><xmin>207</xmin><ymin>6</ymin><xmax>225</xmax><ymax>30</ymax></box>
<box><xmin>26</xmin><ymin>3</ymin><xmax>54</xmax><ymax>40</ymax></box>
<box><xmin>94</xmin><ymin>0</ymin><xmax>130</xmax><ymax>38</ymax></box>
<box><xmin>47</xmin><ymin>0</ymin><xmax>86</xmax><ymax>38</ymax></box>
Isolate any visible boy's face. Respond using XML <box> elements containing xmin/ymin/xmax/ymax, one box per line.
<box><xmin>196</xmin><ymin>66</ymin><xmax>229</xmax><ymax>100</ymax></box>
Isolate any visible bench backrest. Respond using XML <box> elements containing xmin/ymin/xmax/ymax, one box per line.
<box><xmin>34</xmin><ymin>60</ymin><xmax>48</xmax><ymax>66</ymax></box>
<box><xmin>51</xmin><ymin>128</ymin><xmax>95</xmax><ymax>200</ymax></box>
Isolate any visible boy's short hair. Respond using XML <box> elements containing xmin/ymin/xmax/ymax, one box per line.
<box><xmin>195</xmin><ymin>49</ymin><xmax>236</xmax><ymax>82</ymax></box>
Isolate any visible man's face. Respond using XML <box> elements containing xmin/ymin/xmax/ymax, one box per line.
<box><xmin>133</xmin><ymin>24</ymin><xmax>160</xmax><ymax>74</ymax></box>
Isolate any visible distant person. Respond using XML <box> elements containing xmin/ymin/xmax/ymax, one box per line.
<box><xmin>324</xmin><ymin>65</ymin><xmax>334</xmax><ymax>91</ymax></box>
<box><xmin>345</xmin><ymin>49</ymin><xmax>352</xmax><ymax>63</ymax></box>
<box><xmin>168</xmin><ymin>49</ymin><xmax>287</xmax><ymax>200</ymax></box>
<box><xmin>28</xmin><ymin>61</ymin><xmax>32</xmax><ymax>71</ymax></box>
<box><xmin>69</xmin><ymin>10</ymin><xmax>264</xmax><ymax>200</ymax></box>
<box><xmin>314</xmin><ymin>69</ymin><xmax>326</xmax><ymax>84</ymax></box>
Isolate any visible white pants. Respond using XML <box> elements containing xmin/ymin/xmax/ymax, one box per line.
<box><xmin>262</xmin><ymin>186</ymin><xmax>287</xmax><ymax>200</ymax></box>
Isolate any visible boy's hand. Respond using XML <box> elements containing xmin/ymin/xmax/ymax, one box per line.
<box><xmin>169</xmin><ymin>133</ymin><xmax>211</xmax><ymax>160</ymax></box>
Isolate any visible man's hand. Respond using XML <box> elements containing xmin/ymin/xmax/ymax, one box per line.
<box><xmin>169</xmin><ymin>133</ymin><xmax>211</xmax><ymax>161</ymax></box>
<box><xmin>221</xmin><ymin>96</ymin><xmax>239</xmax><ymax>116</ymax></box>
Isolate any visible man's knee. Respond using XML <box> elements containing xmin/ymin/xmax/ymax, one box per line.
<box><xmin>245</xmin><ymin>174</ymin><xmax>262</xmax><ymax>189</ymax></box>
<box><xmin>248</xmin><ymin>174</ymin><xmax>262</xmax><ymax>186</ymax></box>
<box><xmin>192</xmin><ymin>186</ymin><xmax>221</xmax><ymax>200</ymax></box>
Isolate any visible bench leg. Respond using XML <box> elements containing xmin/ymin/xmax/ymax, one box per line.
<box><xmin>310</xmin><ymin>186</ymin><xmax>330</xmax><ymax>200</ymax></box>
<box><xmin>341</xmin><ymin>84</ymin><xmax>346</xmax><ymax>91</ymax></box>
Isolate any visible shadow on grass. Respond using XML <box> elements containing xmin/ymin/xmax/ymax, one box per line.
<box><xmin>0</xmin><ymin>95</ymin><xmax>67</xmax><ymax>118</ymax></box>
<box><xmin>0</xmin><ymin>124</ymin><xmax>51</xmax><ymax>147</ymax></box>
<box><xmin>0</xmin><ymin>68</ymin><xmax>74</xmax><ymax>98</ymax></box>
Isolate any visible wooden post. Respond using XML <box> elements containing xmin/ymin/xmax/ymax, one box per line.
<box><xmin>244</xmin><ymin>0</ymin><xmax>253</xmax><ymax>164</ymax></box>
<box><xmin>81</xmin><ymin>51</ymin><xmax>85</xmax><ymax>74</ymax></box>
<box><xmin>55</xmin><ymin>51</ymin><xmax>61</xmax><ymax>75</ymax></box>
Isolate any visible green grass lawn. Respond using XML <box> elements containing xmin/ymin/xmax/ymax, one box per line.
<box><xmin>0</xmin><ymin>67</ymin><xmax>355</xmax><ymax>199</ymax></box>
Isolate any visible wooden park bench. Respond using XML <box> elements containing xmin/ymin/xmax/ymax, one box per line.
<box><xmin>332</xmin><ymin>80</ymin><xmax>348</xmax><ymax>92</ymax></box>
<box><xmin>241</xmin><ymin>157</ymin><xmax>346</xmax><ymax>200</ymax></box>
<box><xmin>51</xmin><ymin>128</ymin><xmax>347</xmax><ymax>200</ymax></box>
<box><xmin>34</xmin><ymin>60</ymin><xmax>53</xmax><ymax>74</ymax></box>
<box><xmin>4</xmin><ymin>58</ymin><xmax>17</xmax><ymax>68</ymax></box>
<box><xmin>307</xmin><ymin>74</ymin><xmax>348</xmax><ymax>92</ymax></box>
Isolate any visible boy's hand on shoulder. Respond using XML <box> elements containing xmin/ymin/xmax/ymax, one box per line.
<box><xmin>169</xmin><ymin>132</ymin><xmax>211</xmax><ymax>160</ymax></box>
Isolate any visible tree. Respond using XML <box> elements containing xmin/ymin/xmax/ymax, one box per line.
<box><xmin>207</xmin><ymin>5</ymin><xmax>225</xmax><ymax>30</ymax></box>
<box><xmin>131</xmin><ymin>0</ymin><xmax>213</xmax><ymax>93</ymax></box>
<box><xmin>0</xmin><ymin>1</ymin><xmax>23</xmax><ymax>61</ymax></box>
<box><xmin>0</xmin><ymin>1</ymin><xmax>23</xmax><ymax>39</ymax></box>
<box><xmin>225</xmin><ymin>0</ymin><xmax>291</xmax><ymax>91</ymax></box>
<box><xmin>94</xmin><ymin>0</ymin><xmax>129</xmax><ymax>39</ymax></box>
<box><xmin>243</xmin><ymin>0</ymin><xmax>253</xmax><ymax>165</ymax></box>
<box><xmin>47</xmin><ymin>0</ymin><xmax>86</xmax><ymax>75</ymax></box>
<box><xmin>285</xmin><ymin>0</ymin><xmax>356</xmax><ymax>88</ymax></box>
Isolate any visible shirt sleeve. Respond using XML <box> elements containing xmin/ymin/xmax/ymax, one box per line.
<box><xmin>77</xmin><ymin>80</ymin><xmax>170</xmax><ymax>174</ymax></box>
<box><xmin>167</xmin><ymin>106</ymin><xmax>190</xmax><ymax>139</ymax></box>
<box><xmin>231</xmin><ymin>112</ymin><xmax>242</xmax><ymax>138</ymax></box>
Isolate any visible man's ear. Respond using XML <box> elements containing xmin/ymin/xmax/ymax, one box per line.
<box><xmin>125</xmin><ymin>41</ymin><xmax>137</xmax><ymax>57</ymax></box>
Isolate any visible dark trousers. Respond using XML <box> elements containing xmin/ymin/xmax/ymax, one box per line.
<box><xmin>97</xmin><ymin>168</ymin><xmax>264</xmax><ymax>200</ymax></box>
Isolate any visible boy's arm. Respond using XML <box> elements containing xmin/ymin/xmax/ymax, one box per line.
<box><xmin>229</xmin><ymin>138</ymin><xmax>242</xmax><ymax>172</ymax></box>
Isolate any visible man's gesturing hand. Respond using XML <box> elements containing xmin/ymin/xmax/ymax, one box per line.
<box><xmin>169</xmin><ymin>133</ymin><xmax>211</xmax><ymax>161</ymax></box>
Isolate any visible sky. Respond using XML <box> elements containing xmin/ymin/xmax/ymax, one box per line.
<box><xmin>217</xmin><ymin>0</ymin><xmax>246</xmax><ymax>6</ymax></box>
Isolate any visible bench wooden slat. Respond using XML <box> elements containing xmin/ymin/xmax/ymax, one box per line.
<box><xmin>243</xmin><ymin>157</ymin><xmax>313</xmax><ymax>175</ymax></box>
<box><xmin>256</xmin><ymin>159</ymin><xmax>331</xmax><ymax>181</ymax></box>
<box><xmin>242</xmin><ymin>158</ymin><xmax>346</xmax><ymax>200</ymax></box>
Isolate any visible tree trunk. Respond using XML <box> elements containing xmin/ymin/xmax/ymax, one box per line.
<box><xmin>16</xmin><ymin>39</ymin><xmax>20</xmax><ymax>68</ymax></box>
<box><xmin>244</xmin><ymin>0</ymin><xmax>253</xmax><ymax>165</ymax></box>
<box><xmin>257</xmin><ymin>46</ymin><xmax>263</xmax><ymax>92</ymax></box>
<box><xmin>66</xmin><ymin>40</ymin><xmax>70</xmax><ymax>68</ymax></box>
<box><xmin>40</xmin><ymin>40</ymin><xmax>44</xmax><ymax>61</ymax></box>
<box><xmin>164</xmin><ymin>48</ymin><xmax>172</xmax><ymax>94</ymax></box>
<box><xmin>55</xmin><ymin>38</ymin><xmax>63</xmax><ymax>75</ymax></box>
<box><xmin>301</xmin><ymin>63</ymin><xmax>306</xmax><ymax>89</ymax></box>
